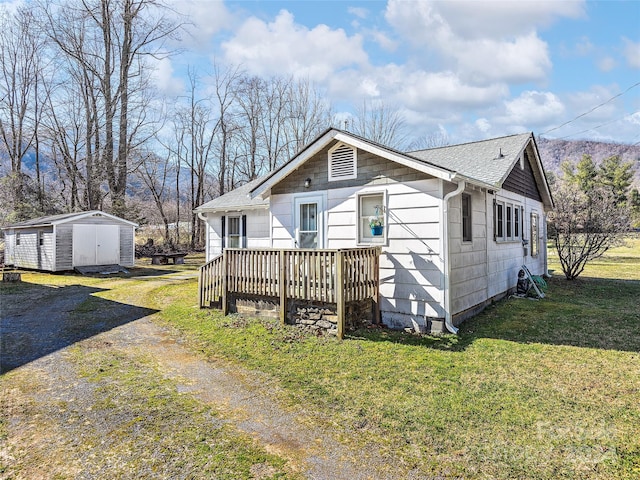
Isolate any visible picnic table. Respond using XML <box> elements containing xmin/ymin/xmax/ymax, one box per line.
<box><xmin>150</xmin><ymin>252</ymin><xmax>188</xmax><ymax>265</ymax></box>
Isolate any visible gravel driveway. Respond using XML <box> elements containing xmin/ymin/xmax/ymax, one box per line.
<box><xmin>1</xmin><ymin>271</ymin><xmax>402</xmax><ymax>480</ymax></box>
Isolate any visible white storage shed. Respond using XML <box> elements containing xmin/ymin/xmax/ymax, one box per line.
<box><xmin>2</xmin><ymin>211</ymin><xmax>137</xmax><ymax>271</ymax></box>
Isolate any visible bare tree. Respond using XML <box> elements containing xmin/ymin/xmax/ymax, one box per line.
<box><xmin>549</xmin><ymin>181</ymin><xmax>629</xmax><ymax>280</ymax></box>
<box><xmin>40</xmin><ymin>0</ymin><xmax>180</xmax><ymax>218</ymax></box>
<box><xmin>352</xmin><ymin>99</ymin><xmax>407</xmax><ymax>149</ymax></box>
<box><xmin>284</xmin><ymin>77</ymin><xmax>332</xmax><ymax>159</ymax></box>
<box><xmin>134</xmin><ymin>150</ymin><xmax>173</xmax><ymax>241</ymax></box>
<box><xmin>407</xmin><ymin>130</ymin><xmax>450</xmax><ymax>151</ymax></box>
<box><xmin>0</xmin><ymin>7</ymin><xmax>44</xmax><ymax>217</ymax></box>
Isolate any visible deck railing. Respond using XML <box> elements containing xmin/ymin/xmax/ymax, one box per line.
<box><xmin>198</xmin><ymin>247</ymin><xmax>381</xmax><ymax>338</ymax></box>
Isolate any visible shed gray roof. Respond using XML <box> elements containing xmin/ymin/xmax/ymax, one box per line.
<box><xmin>194</xmin><ymin>177</ymin><xmax>270</xmax><ymax>212</ymax></box>
<box><xmin>408</xmin><ymin>132</ymin><xmax>533</xmax><ymax>187</ymax></box>
<box><xmin>3</xmin><ymin>210</ymin><xmax>138</xmax><ymax>229</ymax></box>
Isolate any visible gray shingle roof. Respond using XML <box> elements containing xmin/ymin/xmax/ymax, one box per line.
<box><xmin>195</xmin><ymin>177</ymin><xmax>270</xmax><ymax>212</ymax></box>
<box><xmin>408</xmin><ymin>132</ymin><xmax>532</xmax><ymax>187</ymax></box>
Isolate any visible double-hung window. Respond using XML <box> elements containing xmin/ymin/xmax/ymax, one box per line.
<box><xmin>227</xmin><ymin>216</ymin><xmax>241</xmax><ymax>248</ymax></box>
<box><xmin>494</xmin><ymin>199</ymin><xmax>522</xmax><ymax>242</ymax></box>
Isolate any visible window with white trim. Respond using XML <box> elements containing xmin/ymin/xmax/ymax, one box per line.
<box><xmin>328</xmin><ymin>142</ymin><xmax>357</xmax><ymax>181</ymax></box>
<box><xmin>462</xmin><ymin>193</ymin><xmax>472</xmax><ymax>242</ymax></box>
<box><xmin>494</xmin><ymin>199</ymin><xmax>522</xmax><ymax>242</ymax></box>
<box><xmin>227</xmin><ymin>216</ymin><xmax>241</xmax><ymax>248</ymax></box>
<box><xmin>357</xmin><ymin>191</ymin><xmax>386</xmax><ymax>244</ymax></box>
<box><xmin>16</xmin><ymin>232</ymin><xmax>21</xmax><ymax>246</ymax></box>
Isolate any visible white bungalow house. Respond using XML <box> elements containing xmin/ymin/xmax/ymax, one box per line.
<box><xmin>195</xmin><ymin>128</ymin><xmax>553</xmax><ymax>334</ymax></box>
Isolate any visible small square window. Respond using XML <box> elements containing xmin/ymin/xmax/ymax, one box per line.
<box><xmin>358</xmin><ymin>192</ymin><xmax>386</xmax><ymax>244</ymax></box>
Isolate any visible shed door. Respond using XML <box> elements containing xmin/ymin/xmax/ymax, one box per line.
<box><xmin>73</xmin><ymin>224</ymin><xmax>120</xmax><ymax>266</ymax></box>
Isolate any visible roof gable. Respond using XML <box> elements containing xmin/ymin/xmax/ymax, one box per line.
<box><xmin>410</xmin><ymin>132</ymin><xmax>553</xmax><ymax>208</ymax></box>
<box><xmin>250</xmin><ymin>128</ymin><xmax>458</xmax><ymax>199</ymax></box>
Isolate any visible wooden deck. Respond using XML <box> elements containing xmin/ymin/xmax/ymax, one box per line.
<box><xmin>198</xmin><ymin>247</ymin><xmax>381</xmax><ymax>338</ymax></box>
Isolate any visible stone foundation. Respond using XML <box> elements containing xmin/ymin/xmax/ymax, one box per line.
<box><xmin>228</xmin><ymin>294</ymin><xmax>376</xmax><ymax>335</ymax></box>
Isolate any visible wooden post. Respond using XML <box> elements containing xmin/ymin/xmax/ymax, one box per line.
<box><xmin>336</xmin><ymin>250</ymin><xmax>345</xmax><ymax>339</ymax></box>
<box><xmin>222</xmin><ymin>251</ymin><xmax>229</xmax><ymax>316</ymax></box>
<box><xmin>279</xmin><ymin>250</ymin><xmax>287</xmax><ymax>325</ymax></box>
<box><xmin>373</xmin><ymin>247</ymin><xmax>381</xmax><ymax>324</ymax></box>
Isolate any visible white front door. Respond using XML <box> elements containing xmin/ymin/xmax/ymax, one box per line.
<box><xmin>73</xmin><ymin>224</ymin><xmax>120</xmax><ymax>266</ymax></box>
<box><xmin>294</xmin><ymin>195</ymin><xmax>324</xmax><ymax>249</ymax></box>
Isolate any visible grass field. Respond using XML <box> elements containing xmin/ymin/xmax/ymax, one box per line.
<box><xmin>2</xmin><ymin>241</ymin><xmax>639</xmax><ymax>478</ymax></box>
<box><xmin>158</xmin><ymin>240</ymin><xmax>640</xmax><ymax>479</ymax></box>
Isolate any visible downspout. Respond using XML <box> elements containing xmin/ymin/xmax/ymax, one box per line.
<box><xmin>442</xmin><ymin>180</ymin><xmax>466</xmax><ymax>334</ymax></box>
<box><xmin>197</xmin><ymin>211</ymin><xmax>208</xmax><ymax>261</ymax></box>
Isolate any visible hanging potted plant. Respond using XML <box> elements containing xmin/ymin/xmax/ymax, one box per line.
<box><xmin>369</xmin><ymin>206</ymin><xmax>384</xmax><ymax>236</ymax></box>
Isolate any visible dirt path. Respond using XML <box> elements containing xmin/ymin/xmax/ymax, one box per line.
<box><xmin>1</xmin><ymin>272</ymin><xmax>400</xmax><ymax>479</ymax></box>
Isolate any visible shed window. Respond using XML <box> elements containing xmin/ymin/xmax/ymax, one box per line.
<box><xmin>328</xmin><ymin>142</ymin><xmax>357</xmax><ymax>181</ymax></box>
<box><xmin>16</xmin><ymin>233</ymin><xmax>21</xmax><ymax>246</ymax></box>
<box><xmin>462</xmin><ymin>193</ymin><xmax>472</xmax><ymax>242</ymax></box>
<box><xmin>38</xmin><ymin>232</ymin><xmax>44</xmax><ymax>246</ymax></box>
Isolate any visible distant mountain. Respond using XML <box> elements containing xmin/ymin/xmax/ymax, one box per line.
<box><xmin>536</xmin><ymin>137</ymin><xmax>640</xmax><ymax>184</ymax></box>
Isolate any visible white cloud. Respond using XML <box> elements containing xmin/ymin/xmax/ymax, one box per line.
<box><xmin>394</xmin><ymin>70</ymin><xmax>509</xmax><ymax>109</ymax></box>
<box><xmin>574</xmin><ymin>36</ymin><xmax>594</xmax><ymax>56</ymax></box>
<box><xmin>384</xmin><ymin>0</ymin><xmax>583</xmax><ymax>85</ymax></box>
<box><xmin>221</xmin><ymin>10</ymin><xmax>368</xmax><ymax>80</ymax></box>
<box><xmin>623</xmin><ymin>38</ymin><xmax>640</xmax><ymax>69</ymax></box>
<box><xmin>168</xmin><ymin>0</ymin><xmax>233</xmax><ymax>48</ymax></box>
<box><xmin>502</xmin><ymin>91</ymin><xmax>565</xmax><ymax>126</ymax></box>
<box><xmin>565</xmin><ymin>86</ymin><xmax>620</xmax><ymax>122</ymax></box>
<box><xmin>0</xmin><ymin>0</ymin><xmax>26</xmax><ymax>15</ymax></box>
<box><xmin>475</xmin><ymin>118</ymin><xmax>491</xmax><ymax>133</ymax></box>
<box><xmin>348</xmin><ymin>7</ymin><xmax>369</xmax><ymax>19</ymax></box>
<box><xmin>151</xmin><ymin>58</ymin><xmax>184</xmax><ymax>96</ymax></box>
<box><xmin>597</xmin><ymin>56</ymin><xmax>617</xmax><ymax>72</ymax></box>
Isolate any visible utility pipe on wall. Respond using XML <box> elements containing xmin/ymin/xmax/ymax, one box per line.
<box><xmin>442</xmin><ymin>180</ymin><xmax>466</xmax><ymax>334</ymax></box>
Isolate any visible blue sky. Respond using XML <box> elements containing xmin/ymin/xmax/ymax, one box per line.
<box><xmin>157</xmin><ymin>0</ymin><xmax>639</xmax><ymax>145</ymax></box>
<box><xmin>4</xmin><ymin>0</ymin><xmax>639</xmax><ymax>145</ymax></box>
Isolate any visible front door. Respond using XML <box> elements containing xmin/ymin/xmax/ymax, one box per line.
<box><xmin>294</xmin><ymin>195</ymin><xmax>324</xmax><ymax>249</ymax></box>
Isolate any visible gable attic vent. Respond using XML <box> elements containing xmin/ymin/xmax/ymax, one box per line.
<box><xmin>328</xmin><ymin>142</ymin><xmax>357</xmax><ymax>181</ymax></box>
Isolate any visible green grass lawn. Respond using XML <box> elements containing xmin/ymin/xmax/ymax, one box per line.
<box><xmin>157</xmin><ymin>240</ymin><xmax>640</xmax><ymax>479</ymax></box>
<box><xmin>3</xmin><ymin>244</ymin><xmax>638</xmax><ymax>478</ymax></box>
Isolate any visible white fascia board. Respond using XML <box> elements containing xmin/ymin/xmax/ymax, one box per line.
<box><xmin>194</xmin><ymin>204</ymin><xmax>269</xmax><ymax>215</ymax></box>
<box><xmin>333</xmin><ymin>132</ymin><xmax>457</xmax><ymax>182</ymax></box>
